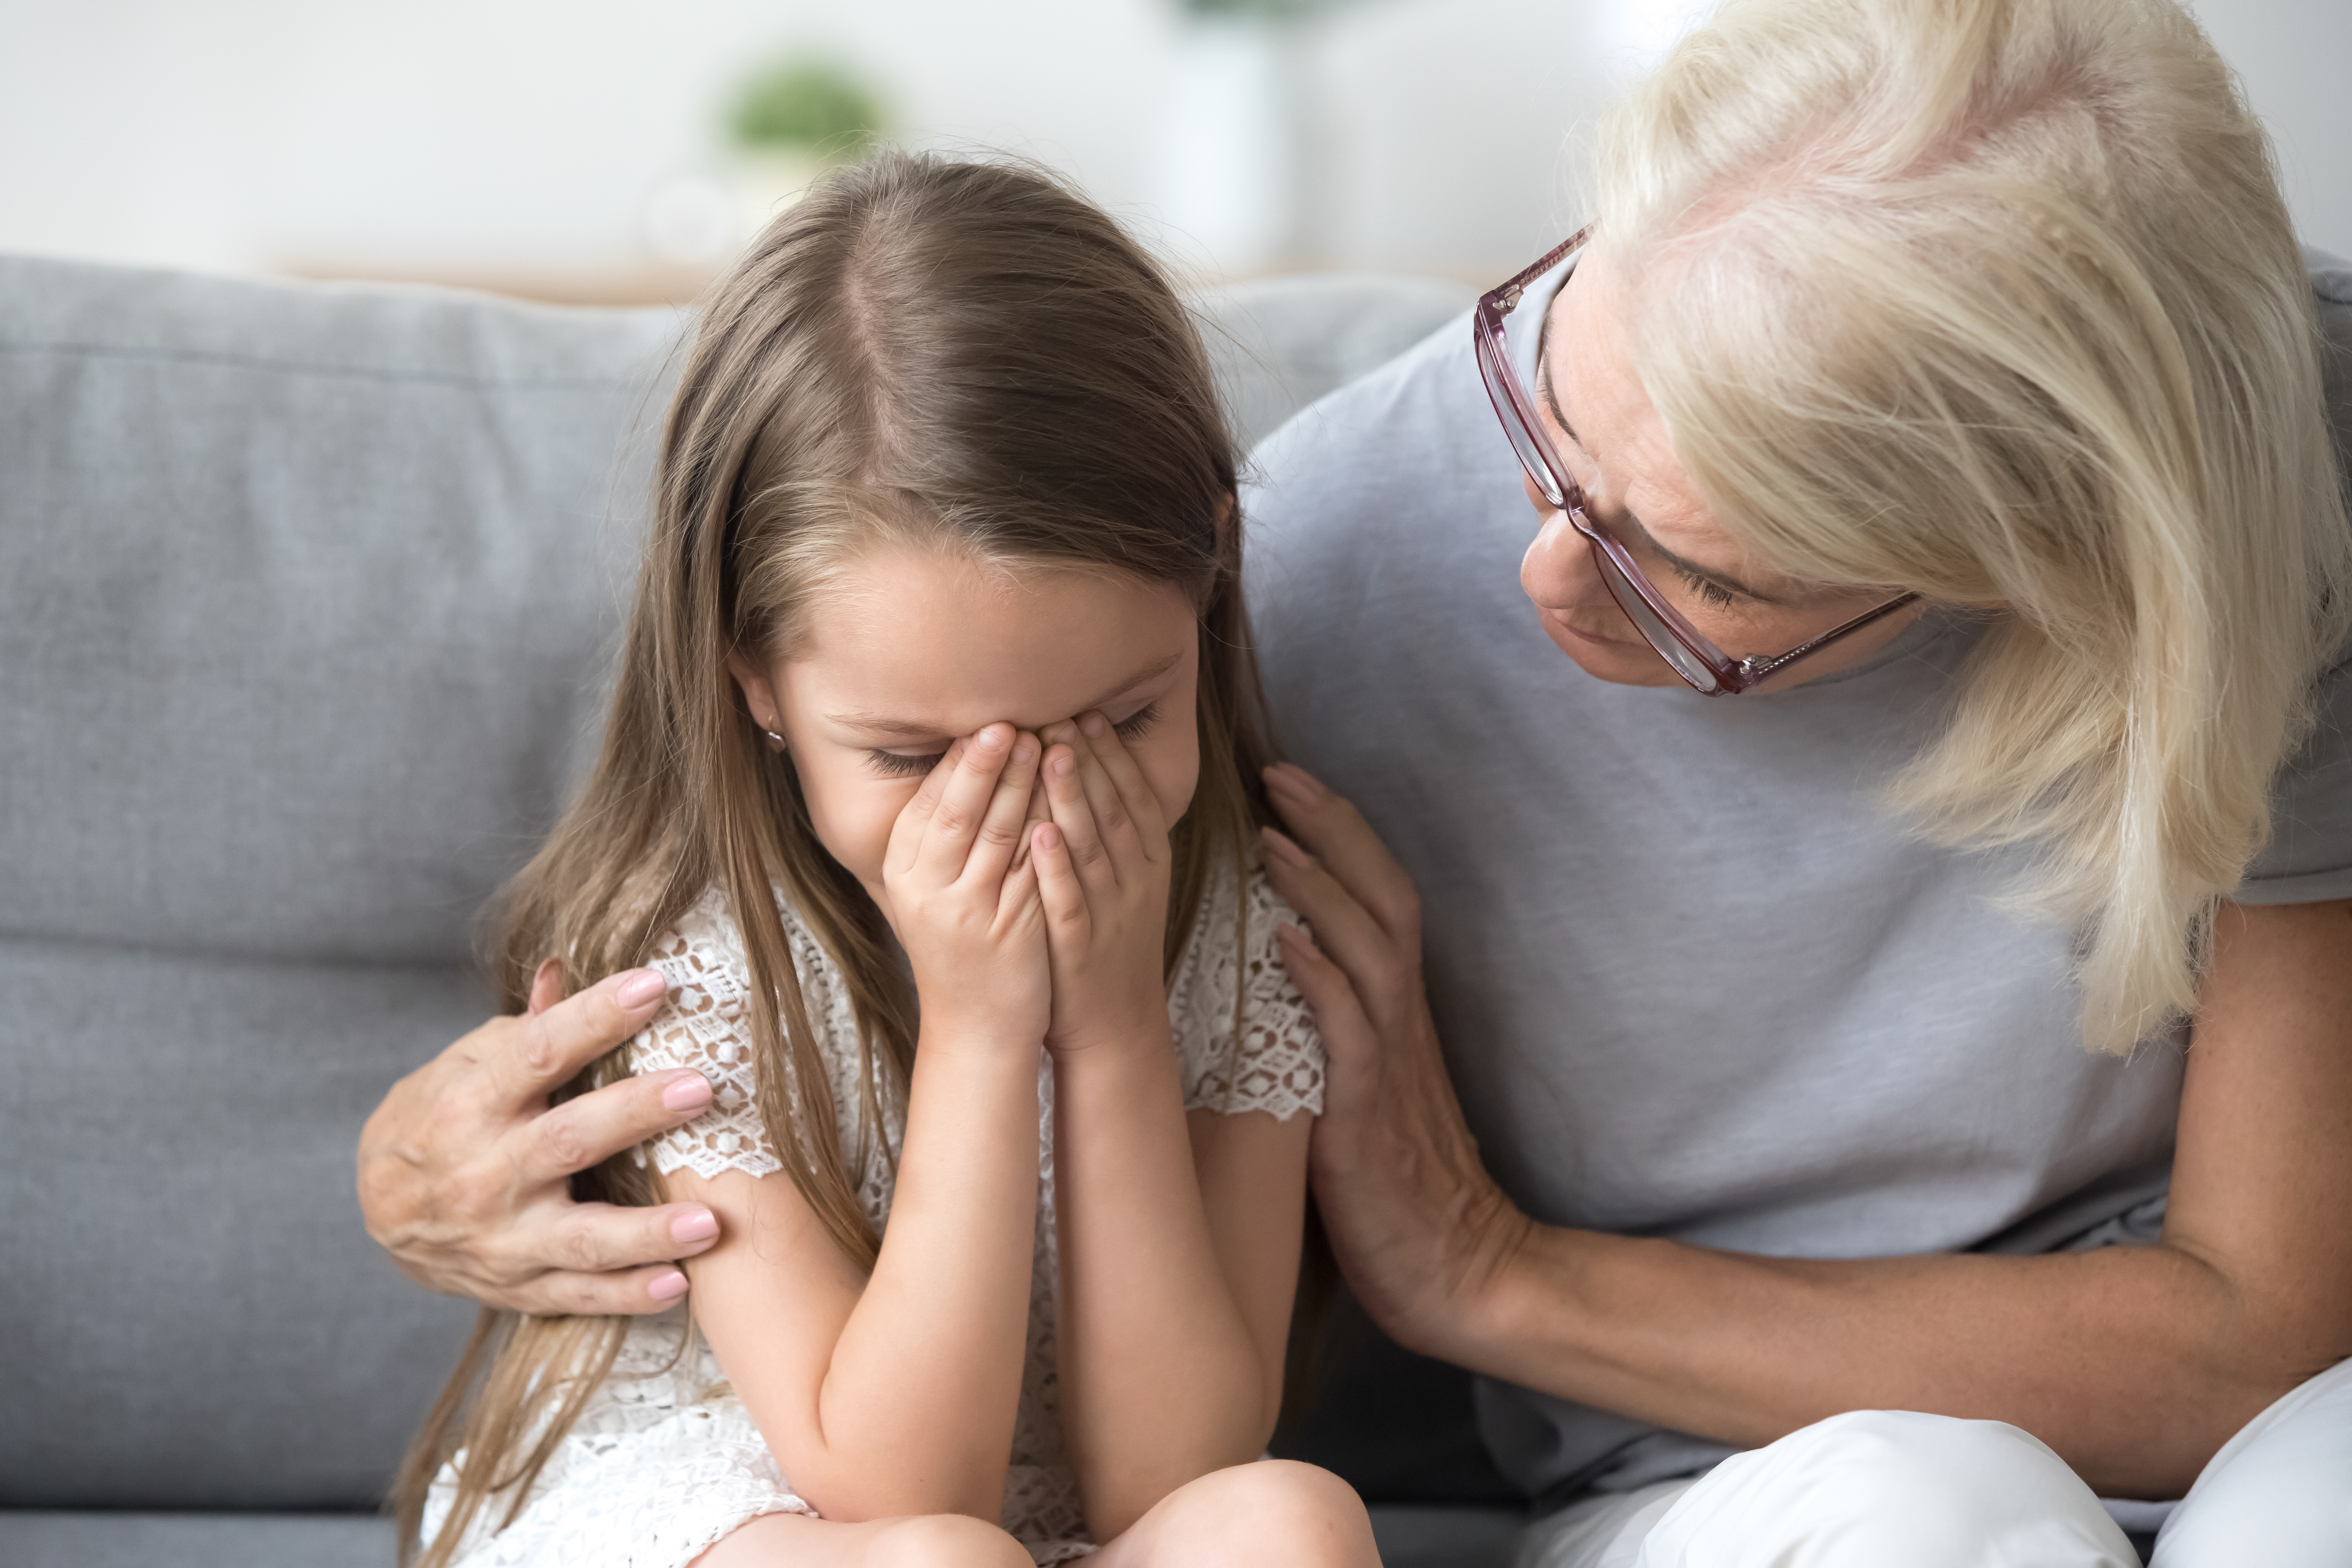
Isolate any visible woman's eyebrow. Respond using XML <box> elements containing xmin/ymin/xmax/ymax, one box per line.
<box><xmin>824</xmin><ymin>649</ymin><xmax>1184</xmax><ymax>739</ymax></box>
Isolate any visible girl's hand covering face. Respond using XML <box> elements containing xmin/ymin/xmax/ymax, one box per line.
<box><xmin>1028</xmin><ymin>711</ymin><xmax>1175</xmax><ymax>1056</ymax></box>
<box><xmin>880</xmin><ymin>722</ymin><xmax>1051</xmax><ymax>1049</ymax></box>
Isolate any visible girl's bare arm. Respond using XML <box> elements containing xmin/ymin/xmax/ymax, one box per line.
<box><xmin>1030</xmin><ymin>716</ymin><xmax>1310</xmax><ymax>1539</ymax></box>
<box><xmin>1264</xmin><ymin>764</ymin><xmax>2352</xmax><ymax>1502</ymax></box>
<box><xmin>668</xmin><ymin>727</ymin><xmax>1053</xmax><ymax>1524</ymax></box>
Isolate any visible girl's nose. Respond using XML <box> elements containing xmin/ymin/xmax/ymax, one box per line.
<box><xmin>1521</xmin><ymin>508</ymin><xmax>1605</xmax><ymax>611</ymax></box>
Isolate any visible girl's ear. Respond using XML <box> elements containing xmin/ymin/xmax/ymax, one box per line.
<box><xmin>724</xmin><ymin>649</ymin><xmax>785</xmax><ymax>735</ymax></box>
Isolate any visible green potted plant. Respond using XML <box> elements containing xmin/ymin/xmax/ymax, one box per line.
<box><xmin>725</xmin><ymin>54</ymin><xmax>886</xmax><ymax>237</ymax></box>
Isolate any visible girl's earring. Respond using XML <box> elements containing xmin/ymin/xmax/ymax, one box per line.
<box><xmin>761</xmin><ymin>720</ymin><xmax>788</xmax><ymax>753</ymax></box>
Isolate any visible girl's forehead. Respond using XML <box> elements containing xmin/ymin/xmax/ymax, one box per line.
<box><xmin>787</xmin><ymin>546</ymin><xmax>1195</xmax><ymax>734</ymax></box>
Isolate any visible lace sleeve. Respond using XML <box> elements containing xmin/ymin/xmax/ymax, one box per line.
<box><xmin>1170</xmin><ymin>863</ymin><xmax>1326</xmax><ymax>1121</ymax></box>
<box><xmin>630</xmin><ymin>888</ymin><xmax>783</xmax><ymax>1180</ymax></box>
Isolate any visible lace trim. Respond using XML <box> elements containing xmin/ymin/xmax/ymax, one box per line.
<box><xmin>611</xmin><ymin>861</ymin><xmax>1322</xmax><ymax>1560</ymax></box>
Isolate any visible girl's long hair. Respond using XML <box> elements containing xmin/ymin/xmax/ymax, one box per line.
<box><xmin>393</xmin><ymin>150</ymin><xmax>1274</xmax><ymax>1563</ymax></box>
<box><xmin>1590</xmin><ymin>0</ymin><xmax>2352</xmax><ymax>1052</ymax></box>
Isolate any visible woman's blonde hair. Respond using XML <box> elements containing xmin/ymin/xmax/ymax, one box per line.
<box><xmin>393</xmin><ymin>150</ymin><xmax>1274</xmax><ymax>1562</ymax></box>
<box><xmin>1591</xmin><ymin>0</ymin><xmax>2351</xmax><ymax>1052</ymax></box>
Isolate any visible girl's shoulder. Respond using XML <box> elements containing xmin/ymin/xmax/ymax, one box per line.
<box><xmin>1167</xmin><ymin>855</ymin><xmax>1326</xmax><ymax>1121</ymax></box>
<box><xmin>630</xmin><ymin>883</ymin><xmax>863</xmax><ymax>1181</ymax></box>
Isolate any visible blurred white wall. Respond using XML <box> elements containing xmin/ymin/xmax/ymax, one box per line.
<box><xmin>0</xmin><ymin>0</ymin><xmax>2342</xmax><ymax>294</ymax></box>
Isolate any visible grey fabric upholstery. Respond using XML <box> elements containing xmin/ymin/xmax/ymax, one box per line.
<box><xmin>0</xmin><ymin>253</ymin><xmax>1498</xmax><ymax>1558</ymax></box>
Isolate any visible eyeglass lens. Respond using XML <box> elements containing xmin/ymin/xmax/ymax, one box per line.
<box><xmin>1590</xmin><ymin>540</ymin><xmax>1724</xmax><ymax>692</ymax></box>
<box><xmin>1480</xmin><ymin>332</ymin><xmax>1568</xmax><ymax>509</ymax></box>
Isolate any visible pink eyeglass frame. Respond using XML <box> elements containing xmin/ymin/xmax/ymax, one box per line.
<box><xmin>1474</xmin><ymin>227</ymin><xmax>1919</xmax><ymax>695</ymax></box>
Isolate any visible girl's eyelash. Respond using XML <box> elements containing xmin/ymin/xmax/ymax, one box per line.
<box><xmin>866</xmin><ymin>747</ymin><xmax>944</xmax><ymax>778</ymax></box>
<box><xmin>863</xmin><ymin>702</ymin><xmax>1162</xmax><ymax>780</ymax></box>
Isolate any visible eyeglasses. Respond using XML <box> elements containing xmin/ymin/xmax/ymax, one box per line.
<box><xmin>1474</xmin><ymin>228</ymin><xmax>1919</xmax><ymax>695</ymax></box>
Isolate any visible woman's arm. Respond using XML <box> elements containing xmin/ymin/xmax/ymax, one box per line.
<box><xmin>680</xmin><ymin>725</ymin><xmax>1054</xmax><ymax>1523</ymax></box>
<box><xmin>1262</xmin><ymin>763</ymin><xmax>2352</xmax><ymax>1501</ymax></box>
<box><xmin>1031</xmin><ymin>718</ymin><xmax>1309</xmax><ymax>1539</ymax></box>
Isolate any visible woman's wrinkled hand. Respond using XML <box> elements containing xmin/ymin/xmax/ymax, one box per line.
<box><xmin>1256</xmin><ymin>761</ymin><xmax>1532</xmax><ymax>1362</ymax></box>
<box><xmin>882</xmin><ymin>721</ymin><xmax>1052</xmax><ymax>1050</ymax></box>
<box><xmin>355</xmin><ymin>965</ymin><xmax>724</xmax><ymax>1316</ymax></box>
<box><xmin>1028</xmin><ymin>711</ymin><xmax>1173</xmax><ymax>1057</ymax></box>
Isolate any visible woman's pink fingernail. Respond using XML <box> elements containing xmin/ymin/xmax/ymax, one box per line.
<box><xmin>1270</xmin><ymin>764</ymin><xmax>1320</xmax><ymax>797</ymax></box>
<box><xmin>616</xmin><ymin>970</ymin><xmax>666</xmax><ymax>1009</ymax></box>
<box><xmin>660</xmin><ymin>1072</ymin><xmax>712</xmax><ymax>1111</ymax></box>
<box><xmin>1262</xmin><ymin>826</ymin><xmax>1310</xmax><ymax>866</ymax></box>
<box><xmin>670</xmin><ymin>1210</ymin><xmax>719</xmax><ymax>1244</ymax></box>
<box><xmin>648</xmin><ymin>1269</ymin><xmax>690</xmax><ymax>1302</ymax></box>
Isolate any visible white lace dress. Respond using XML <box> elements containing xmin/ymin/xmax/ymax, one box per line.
<box><xmin>422</xmin><ymin>860</ymin><xmax>1324</xmax><ymax>1568</ymax></box>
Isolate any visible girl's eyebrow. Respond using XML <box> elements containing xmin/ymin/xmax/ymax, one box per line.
<box><xmin>825</xmin><ymin>648</ymin><xmax>1184</xmax><ymax>739</ymax></box>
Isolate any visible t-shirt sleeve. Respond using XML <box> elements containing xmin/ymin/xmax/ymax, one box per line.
<box><xmin>1174</xmin><ymin>866</ymin><xmax>1327</xmax><ymax>1121</ymax></box>
<box><xmin>2233</xmin><ymin>647</ymin><xmax>2352</xmax><ymax>905</ymax></box>
<box><xmin>629</xmin><ymin>892</ymin><xmax>784</xmax><ymax>1179</ymax></box>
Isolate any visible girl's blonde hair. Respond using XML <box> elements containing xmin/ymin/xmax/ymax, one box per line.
<box><xmin>394</xmin><ymin>150</ymin><xmax>1274</xmax><ymax>1562</ymax></box>
<box><xmin>1591</xmin><ymin>0</ymin><xmax>2352</xmax><ymax>1052</ymax></box>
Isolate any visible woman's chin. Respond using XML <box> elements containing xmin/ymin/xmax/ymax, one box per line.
<box><xmin>1534</xmin><ymin>607</ymin><xmax>1685</xmax><ymax>688</ymax></box>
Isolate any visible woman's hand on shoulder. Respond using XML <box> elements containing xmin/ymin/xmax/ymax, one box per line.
<box><xmin>1029</xmin><ymin>712</ymin><xmax>1174</xmax><ymax>1056</ymax></box>
<box><xmin>1255</xmin><ymin>763</ymin><xmax>1532</xmax><ymax>1363</ymax></box>
<box><xmin>356</xmin><ymin>964</ymin><xmax>723</xmax><ymax>1315</ymax></box>
<box><xmin>884</xmin><ymin>722</ymin><xmax>1051</xmax><ymax>1048</ymax></box>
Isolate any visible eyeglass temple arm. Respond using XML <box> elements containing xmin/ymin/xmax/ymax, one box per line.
<box><xmin>1736</xmin><ymin>592</ymin><xmax>1923</xmax><ymax>682</ymax></box>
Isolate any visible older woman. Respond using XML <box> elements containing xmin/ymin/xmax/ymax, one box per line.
<box><xmin>360</xmin><ymin>0</ymin><xmax>2351</xmax><ymax>1562</ymax></box>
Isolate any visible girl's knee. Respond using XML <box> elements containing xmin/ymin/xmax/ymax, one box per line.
<box><xmin>867</xmin><ymin>1512</ymin><xmax>1032</xmax><ymax>1568</ymax></box>
<box><xmin>1169</xmin><ymin>1460</ymin><xmax>1374</xmax><ymax>1562</ymax></box>
<box><xmin>1641</xmin><ymin>1411</ymin><xmax>2138</xmax><ymax>1567</ymax></box>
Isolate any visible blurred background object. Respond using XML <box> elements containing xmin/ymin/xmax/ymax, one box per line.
<box><xmin>0</xmin><ymin>0</ymin><xmax>2344</xmax><ymax>305</ymax></box>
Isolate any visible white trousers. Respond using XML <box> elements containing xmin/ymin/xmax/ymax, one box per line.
<box><xmin>1514</xmin><ymin>1356</ymin><xmax>2352</xmax><ymax>1568</ymax></box>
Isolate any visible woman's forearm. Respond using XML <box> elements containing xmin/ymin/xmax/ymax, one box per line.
<box><xmin>1051</xmin><ymin>1032</ymin><xmax>1270</xmax><ymax>1538</ymax></box>
<box><xmin>1420</xmin><ymin>899</ymin><xmax>2352</xmax><ymax>1502</ymax></box>
<box><xmin>1446</xmin><ymin>1224</ymin><xmax>2307</xmax><ymax>1499</ymax></box>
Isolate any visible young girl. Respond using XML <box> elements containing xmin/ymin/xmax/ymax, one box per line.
<box><xmin>393</xmin><ymin>153</ymin><xmax>1377</xmax><ymax>1568</ymax></box>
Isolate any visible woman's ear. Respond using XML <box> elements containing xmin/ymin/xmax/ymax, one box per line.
<box><xmin>724</xmin><ymin>649</ymin><xmax>784</xmax><ymax>735</ymax></box>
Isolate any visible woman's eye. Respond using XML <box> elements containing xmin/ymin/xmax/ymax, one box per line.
<box><xmin>1672</xmin><ymin>564</ymin><xmax>1741</xmax><ymax>612</ymax></box>
<box><xmin>866</xmin><ymin>749</ymin><xmax>944</xmax><ymax>779</ymax></box>
<box><xmin>1111</xmin><ymin>701</ymin><xmax>1162</xmax><ymax>742</ymax></box>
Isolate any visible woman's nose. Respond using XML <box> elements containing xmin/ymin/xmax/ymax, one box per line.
<box><xmin>1521</xmin><ymin>507</ymin><xmax>1603</xmax><ymax>609</ymax></box>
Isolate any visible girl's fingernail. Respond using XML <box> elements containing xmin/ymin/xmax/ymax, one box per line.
<box><xmin>616</xmin><ymin>970</ymin><xmax>667</xmax><ymax>1008</ymax></box>
<box><xmin>1262</xmin><ymin>826</ymin><xmax>1310</xmax><ymax>865</ymax></box>
<box><xmin>660</xmin><ymin>1072</ymin><xmax>712</xmax><ymax>1111</ymax></box>
<box><xmin>670</xmin><ymin>1209</ymin><xmax>719</xmax><ymax>1244</ymax></box>
<box><xmin>1080</xmin><ymin>711</ymin><xmax>1106</xmax><ymax>736</ymax></box>
<box><xmin>1050</xmin><ymin>751</ymin><xmax>1075</xmax><ymax>777</ymax></box>
<box><xmin>1013</xmin><ymin>739</ymin><xmax>1037</xmax><ymax>764</ymax></box>
<box><xmin>648</xmin><ymin>1270</ymin><xmax>690</xmax><ymax>1302</ymax></box>
<box><xmin>975</xmin><ymin>725</ymin><xmax>1008</xmax><ymax>751</ymax></box>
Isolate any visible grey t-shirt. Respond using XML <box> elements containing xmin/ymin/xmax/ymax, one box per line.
<box><xmin>1239</xmin><ymin>255</ymin><xmax>2352</xmax><ymax>1504</ymax></box>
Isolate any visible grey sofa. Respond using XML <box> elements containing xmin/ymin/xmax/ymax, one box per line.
<box><xmin>0</xmin><ymin>252</ymin><xmax>1525</xmax><ymax>1568</ymax></box>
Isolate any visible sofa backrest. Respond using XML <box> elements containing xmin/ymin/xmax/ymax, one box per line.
<box><xmin>0</xmin><ymin>253</ymin><xmax>1471</xmax><ymax>1510</ymax></box>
